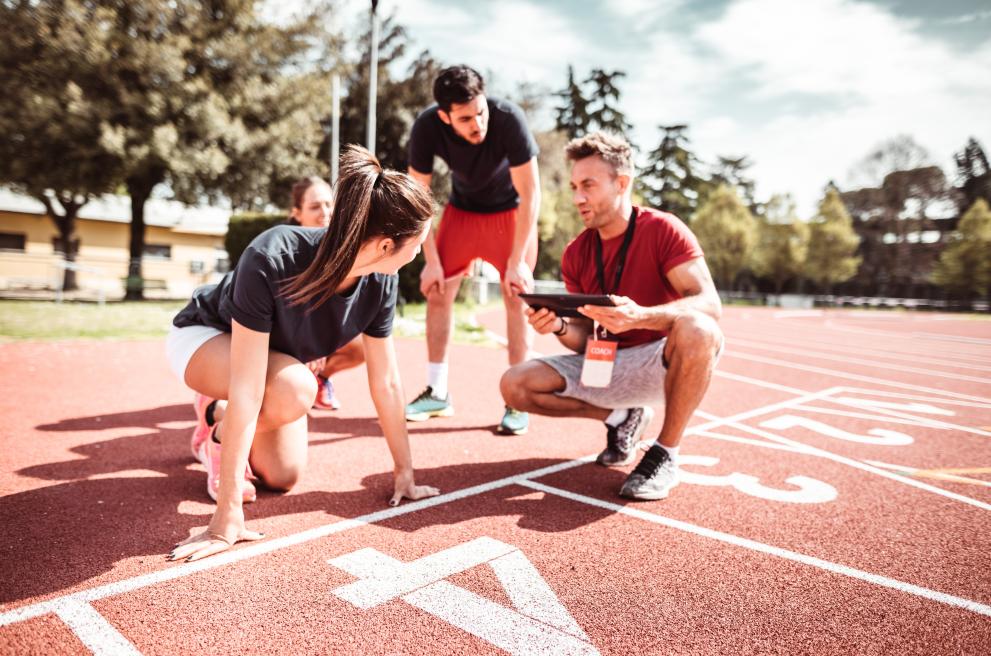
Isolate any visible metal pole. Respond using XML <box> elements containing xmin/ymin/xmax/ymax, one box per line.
<box><xmin>367</xmin><ymin>0</ymin><xmax>378</xmax><ymax>153</ymax></box>
<box><xmin>331</xmin><ymin>73</ymin><xmax>340</xmax><ymax>185</ymax></box>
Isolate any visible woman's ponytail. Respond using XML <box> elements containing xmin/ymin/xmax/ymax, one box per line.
<box><xmin>282</xmin><ymin>146</ymin><xmax>433</xmax><ymax>308</ymax></box>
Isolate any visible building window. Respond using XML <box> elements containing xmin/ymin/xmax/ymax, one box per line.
<box><xmin>189</xmin><ymin>260</ymin><xmax>205</xmax><ymax>274</ymax></box>
<box><xmin>0</xmin><ymin>232</ymin><xmax>26</xmax><ymax>252</ymax></box>
<box><xmin>143</xmin><ymin>244</ymin><xmax>172</xmax><ymax>260</ymax></box>
<box><xmin>215</xmin><ymin>255</ymin><xmax>230</xmax><ymax>274</ymax></box>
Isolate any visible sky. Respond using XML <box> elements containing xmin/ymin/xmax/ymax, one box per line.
<box><xmin>272</xmin><ymin>0</ymin><xmax>991</xmax><ymax>216</ymax></box>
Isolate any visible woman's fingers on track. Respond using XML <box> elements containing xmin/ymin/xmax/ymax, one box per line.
<box><xmin>168</xmin><ymin>528</ymin><xmax>266</xmax><ymax>562</ymax></box>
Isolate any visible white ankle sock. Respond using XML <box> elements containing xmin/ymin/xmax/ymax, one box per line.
<box><xmin>427</xmin><ymin>362</ymin><xmax>449</xmax><ymax>398</ymax></box>
<box><xmin>605</xmin><ymin>408</ymin><xmax>629</xmax><ymax>426</ymax></box>
<box><xmin>654</xmin><ymin>442</ymin><xmax>679</xmax><ymax>462</ymax></box>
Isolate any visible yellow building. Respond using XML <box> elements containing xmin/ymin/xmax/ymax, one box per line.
<box><xmin>0</xmin><ymin>189</ymin><xmax>230</xmax><ymax>299</ymax></box>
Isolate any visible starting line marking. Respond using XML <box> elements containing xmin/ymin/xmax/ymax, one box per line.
<box><xmin>3</xmin><ymin>383</ymin><xmax>989</xmax><ymax>654</ymax></box>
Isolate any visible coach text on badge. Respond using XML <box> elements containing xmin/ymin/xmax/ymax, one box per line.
<box><xmin>581</xmin><ymin>338</ymin><xmax>617</xmax><ymax>387</ymax></box>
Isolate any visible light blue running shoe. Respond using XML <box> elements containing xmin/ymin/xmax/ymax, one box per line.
<box><xmin>497</xmin><ymin>406</ymin><xmax>529</xmax><ymax>435</ymax></box>
<box><xmin>405</xmin><ymin>386</ymin><xmax>454</xmax><ymax>421</ymax></box>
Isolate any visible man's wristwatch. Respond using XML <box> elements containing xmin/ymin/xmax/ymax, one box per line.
<box><xmin>553</xmin><ymin>318</ymin><xmax>568</xmax><ymax>336</ymax></box>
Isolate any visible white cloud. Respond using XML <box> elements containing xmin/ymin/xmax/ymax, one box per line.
<box><xmin>690</xmin><ymin>0</ymin><xmax>991</xmax><ymax>214</ymax></box>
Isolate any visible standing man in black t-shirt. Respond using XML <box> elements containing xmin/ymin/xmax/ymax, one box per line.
<box><xmin>404</xmin><ymin>65</ymin><xmax>541</xmax><ymax>436</ymax></box>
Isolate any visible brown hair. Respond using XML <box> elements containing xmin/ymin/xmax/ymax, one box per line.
<box><xmin>565</xmin><ymin>131</ymin><xmax>634</xmax><ymax>177</ymax></box>
<box><xmin>282</xmin><ymin>146</ymin><xmax>433</xmax><ymax>307</ymax></box>
<box><xmin>433</xmin><ymin>65</ymin><xmax>485</xmax><ymax>112</ymax></box>
<box><xmin>290</xmin><ymin>176</ymin><xmax>330</xmax><ymax>209</ymax></box>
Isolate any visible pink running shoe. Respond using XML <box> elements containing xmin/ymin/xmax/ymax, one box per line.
<box><xmin>200</xmin><ymin>435</ymin><xmax>257</xmax><ymax>504</ymax></box>
<box><xmin>313</xmin><ymin>375</ymin><xmax>341</xmax><ymax>410</ymax></box>
<box><xmin>191</xmin><ymin>393</ymin><xmax>215</xmax><ymax>462</ymax></box>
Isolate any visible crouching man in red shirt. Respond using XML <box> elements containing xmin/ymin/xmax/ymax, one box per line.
<box><xmin>500</xmin><ymin>131</ymin><xmax>724</xmax><ymax>500</ymax></box>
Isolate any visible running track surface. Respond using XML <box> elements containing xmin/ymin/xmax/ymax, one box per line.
<box><xmin>1</xmin><ymin>306</ymin><xmax>989</xmax><ymax>655</ymax></box>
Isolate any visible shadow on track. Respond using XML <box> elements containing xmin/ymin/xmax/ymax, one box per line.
<box><xmin>2</xmin><ymin>405</ymin><xmax>625</xmax><ymax>605</ymax></box>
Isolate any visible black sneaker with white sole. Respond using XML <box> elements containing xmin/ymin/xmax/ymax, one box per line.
<box><xmin>596</xmin><ymin>406</ymin><xmax>655</xmax><ymax>467</ymax></box>
<box><xmin>620</xmin><ymin>443</ymin><xmax>679</xmax><ymax>500</ymax></box>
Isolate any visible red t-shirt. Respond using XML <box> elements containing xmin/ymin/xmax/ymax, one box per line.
<box><xmin>561</xmin><ymin>206</ymin><xmax>703</xmax><ymax>348</ymax></box>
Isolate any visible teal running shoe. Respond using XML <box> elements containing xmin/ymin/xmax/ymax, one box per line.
<box><xmin>405</xmin><ymin>386</ymin><xmax>454</xmax><ymax>421</ymax></box>
<box><xmin>497</xmin><ymin>406</ymin><xmax>529</xmax><ymax>435</ymax></box>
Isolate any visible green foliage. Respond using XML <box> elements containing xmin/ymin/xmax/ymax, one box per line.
<box><xmin>334</xmin><ymin>14</ymin><xmax>442</xmax><ymax>171</ymax></box>
<box><xmin>932</xmin><ymin>199</ymin><xmax>991</xmax><ymax>298</ymax></box>
<box><xmin>691</xmin><ymin>185</ymin><xmax>758</xmax><ymax>289</ymax></box>
<box><xmin>224</xmin><ymin>212</ymin><xmax>287</xmax><ymax>268</ymax></box>
<box><xmin>639</xmin><ymin>124</ymin><xmax>707</xmax><ymax>222</ymax></box>
<box><xmin>752</xmin><ymin>195</ymin><xmax>808</xmax><ymax>293</ymax></box>
<box><xmin>804</xmin><ymin>189</ymin><xmax>862</xmax><ymax>292</ymax></box>
<box><xmin>554</xmin><ymin>66</ymin><xmax>630</xmax><ymax>138</ymax></box>
<box><xmin>554</xmin><ymin>65</ymin><xmax>591</xmax><ymax>139</ymax></box>
<box><xmin>531</xmin><ymin>129</ymin><xmax>582</xmax><ymax>279</ymax></box>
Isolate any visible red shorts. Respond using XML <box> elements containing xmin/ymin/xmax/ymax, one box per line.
<box><xmin>435</xmin><ymin>204</ymin><xmax>536</xmax><ymax>279</ymax></box>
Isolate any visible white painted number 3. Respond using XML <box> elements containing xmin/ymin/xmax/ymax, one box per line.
<box><xmin>329</xmin><ymin>537</ymin><xmax>598</xmax><ymax>656</ymax></box>
<box><xmin>680</xmin><ymin>455</ymin><xmax>838</xmax><ymax>504</ymax></box>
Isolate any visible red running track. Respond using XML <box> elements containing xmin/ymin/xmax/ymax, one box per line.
<box><xmin>1</xmin><ymin>306</ymin><xmax>989</xmax><ymax>654</ymax></box>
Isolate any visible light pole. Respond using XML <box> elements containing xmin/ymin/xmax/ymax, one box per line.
<box><xmin>367</xmin><ymin>0</ymin><xmax>379</xmax><ymax>154</ymax></box>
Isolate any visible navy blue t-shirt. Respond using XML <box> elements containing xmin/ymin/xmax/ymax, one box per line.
<box><xmin>408</xmin><ymin>96</ymin><xmax>538</xmax><ymax>213</ymax></box>
<box><xmin>173</xmin><ymin>224</ymin><xmax>397</xmax><ymax>363</ymax></box>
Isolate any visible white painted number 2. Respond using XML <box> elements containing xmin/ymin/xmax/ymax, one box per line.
<box><xmin>329</xmin><ymin>537</ymin><xmax>598</xmax><ymax>656</ymax></box>
<box><xmin>760</xmin><ymin>415</ymin><xmax>914</xmax><ymax>446</ymax></box>
<box><xmin>680</xmin><ymin>455</ymin><xmax>838</xmax><ymax>504</ymax></box>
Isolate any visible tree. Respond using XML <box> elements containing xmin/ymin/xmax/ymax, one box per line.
<box><xmin>709</xmin><ymin>155</ymin><xmax>757</xmax><ymax>212</ymax></box>
<box><xmin>532</xmin><ymin>129</ymin><xmax>582</xmax><ymax>280</ymax></box>
<box><xmin>639</xmin><ymin>124</ymin><xmax>707</xmax><ymax>222</ymax></box>
<box><xmin>0</xmin><ymin>1</ymin><xmax>128</xmax><ymax>290</ymax></box>
<box><xmin>335</xmin><ymin>14</ymin><xmax>442</xmax><ymax>171</ymax></box>
<box><xmin>554</xmin><ymin>65</ymin><xmax>590</xmax><ymax>139</ymax></box>
<box><xmin>691</xmin><ymin>184</ymin><xmax>758</xmax><ymax>290</ymax></box>
<box><xmin>752</xmin><ymin>195</ymin><xmax>808</xmax><ymax>294</ymax></box>
<box><xmin>848</xmin><ymin>134</ymin><xmax>930</xmax><ymax>189</ymax></box>
<box><xmin>932</xmin><ymin>199</ymin><xmax>991</xmax><ymax>301</ymax></box>
<box><xmin>804</xmin><ymin>188</ymin><xmax>861</xmax><ymax>294</ymax></box>
<box><xmin>953</xmin><ymin>138</ymin><xmax>991</xmax><ymax>214</ymax></box>
<box><xmin>583</xmin><ymin>68</ymin><xmax>631</xmax><ymax>136</ymax></box>
<box><xmin>5</xmin><ymin>1</ymin><xmax>339</xmax><ymax>299</ymax></box>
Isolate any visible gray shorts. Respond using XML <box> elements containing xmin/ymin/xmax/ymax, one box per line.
<box><xmin>539</xmin><ymin>339</ymin><xmax>669</xmax><ymax>410</ymax></box>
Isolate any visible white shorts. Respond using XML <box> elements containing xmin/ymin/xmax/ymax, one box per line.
<box><xmin>166</xmin><ymin>324</ymin><xmax>224</xmax><ymax>383</ymax></box>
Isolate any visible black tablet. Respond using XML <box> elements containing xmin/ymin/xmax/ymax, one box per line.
<box><xmin>518</xmin><ymin>293</ymin><xmax>615</xmax><ymax>318</ymax></box>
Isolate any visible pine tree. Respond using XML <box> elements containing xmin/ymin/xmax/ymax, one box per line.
<box><xmin>953</xmin><ymin>138</ymin><xmax>991</xmax><ymax>214</ymax></box>
<box><xmin>554</xmin><ymin>65</ymin><xmax>590</xmax><ymax>139</ymax></box>
<box><xmin>639</xmin><ymin>125</ymin><xmax>706</xmax><ymax>221</ymax></box>
<box><xmin>583</xmin><ymin>69</ymin><xmax>631</xmax><ymax>136</ymax></box>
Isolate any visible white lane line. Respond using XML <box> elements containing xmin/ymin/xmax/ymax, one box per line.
<box><xmin>518</xmin><ymin>480</ymin><xmax>991</xmax><ymax>618</ymax></box>
<box><xmin>725</xmin><ymin>327</ymin><xmax>991</xmax><ymax>368</ymax></box>
<box><xmin>52</xmin><ymin>599</ymin><xmax>141</xmax><ymax>656</ymax></box>
<box><xmin>694</xmin><ymin>410</ymin><xmax>991</xmax><ymax>511</ymax></box>
<box><xmin>723</xmin><ymin>351</ymin><xmax>991</xmax><ymax>402</ymax></box>
<box><xmin>0</xmin><ymin>391</ymin><xmax>832</xmax><ymax>630</ymax></box>
<box><xmin>837</xmin><ymin>387</ymin><xmax>991</xmax><ymax>410</ymax></box>
<box><xmin>713</xmin><ymin>370</ymin><xmax>810</xmax><ymax>395</ymax></box>
<box><xmin>727</xmin><ymin>337</ymin><xmax>991</xmax><ymax>383</ymax></box>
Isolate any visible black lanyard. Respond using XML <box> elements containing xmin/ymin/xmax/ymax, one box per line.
<box><xmin>595</xmin><ymin>207</ymin><xmax>637</xmax><ymax>295</ymax></box>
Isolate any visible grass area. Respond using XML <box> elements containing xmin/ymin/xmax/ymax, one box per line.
<box><xmin>0</xmin><ymin>299</ymin><xmax>504</xmax><ymax>343</ymax></box>
<box><xmin>0</xmin><ymin>300</ymin><xmax>187</xmax><ymax>340</ymax></box>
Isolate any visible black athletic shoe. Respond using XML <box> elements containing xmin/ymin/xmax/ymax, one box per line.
<box><xmin>620</xmin><ymin>443</ymin><xmax>679</xmax><ymax>500</ymax></box>
<box><xmin>596</xmin><ymin>407</ymin><xmax>655</xmax><ymax>466</ymax></box>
